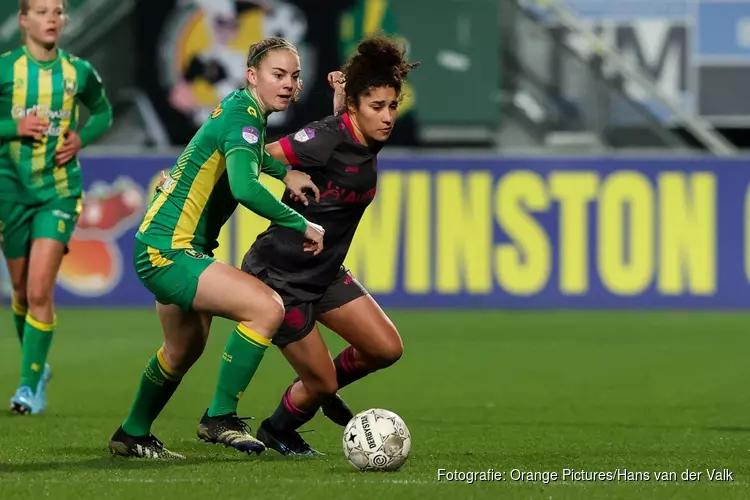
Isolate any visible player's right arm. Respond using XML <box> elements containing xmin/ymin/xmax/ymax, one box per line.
<box><xmin>0</xmin><ymin>55</ymin><xmax>47</xmax><ymax>140</ymax></box>
<box><xmin>220</xmin><ymin>109</ymin><xmax>324</xmax><ymax>251</ymax></box>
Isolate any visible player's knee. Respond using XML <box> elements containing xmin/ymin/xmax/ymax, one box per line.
<box><xmin>26</xmin><ymin>282</ymin><xmax>53</xmax><ymax>310</ymax></box>
<box><xmin>259</xmin><ymin>291</ymin><xmax>285</xmax><ymax>331</ymax></box>
<box><xmin>240</xmin><ymin>290</ymin><xmax>284</xmax><ymax>337</ymax></box>
<box><xmin>11</xmin><ymin>287</ymin><xmax>27</xmax><ymax>308</ymax></box>
<box><xmin>371</xmin><ymin>330</ymin><xmax>403</xmax><ymax>368</ymax></box>
<box><xmin>162</xmin><ymin>340</ymin><xmax>204</xmax><ymax>373</ymax></box>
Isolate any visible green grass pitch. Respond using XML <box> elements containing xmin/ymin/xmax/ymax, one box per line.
<box><xmin>0</xmin><ymin>309</ymin><xmax>748</xmax><ymax>499</ymax></box>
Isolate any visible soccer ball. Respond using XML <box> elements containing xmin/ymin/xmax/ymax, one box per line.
<box><xmin>342</xmin><ymin>408</ymin><xmax>411</xmax><ymax>472</ymax></box>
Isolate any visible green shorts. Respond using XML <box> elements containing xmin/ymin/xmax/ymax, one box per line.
<box><xmin>0</xmin><ymin>197</ymin><xmax>82</xmax><ymax>259</ymax></box>
<box><xmin>133</xmin><ymin>239</ymin><xmax>215</xmax><ymax>311</ymax></box>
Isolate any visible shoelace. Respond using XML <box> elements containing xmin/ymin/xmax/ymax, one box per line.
<box><xmin>286</xmin><ymin>429</ymin><xmax>315</xmax><ymax>451</ymax></box>
<box><xmin>231</xmin><ymin>415</ymin><xmax>256</xmax><ymax>434</ymax></box>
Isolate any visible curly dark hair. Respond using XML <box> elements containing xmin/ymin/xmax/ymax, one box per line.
<box><xmin>341</xmin><ymin>35</ymin><xmax>419</xmax><ymax>106</ymax></box>
<box><xmin>246</xmin><ymin>36</ymin><xmax>303</xmax><ymax>103</ymax></box>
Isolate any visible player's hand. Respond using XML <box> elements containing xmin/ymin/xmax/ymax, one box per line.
<box><xmin>328</xmin><ymin>71</ymin><xmax>346</xmax><ymax>114</ymax></box>
<box><xmin>156</xmin><ymin>170</ymin><xmax>168</xmax><ymax>193</ymax></box>
<box><xmin>328</xmin><ymin>71</ymin><xmax>345</xmax><ymax>89</ymax></box>
<box><xmin>303</xmin><ymin>221</ymin><xmax>325</xmax><ymax>256</ymax></box>
<box><xmin>284</xmin><ymin>170</ymin><xmax>320</xmax><ymax>206</ymax></box>
<box><xmin>17</xmin><ymin>111</ymin><xmax>49</xmax><ymax>140</ymax></box>
<box><xmin>55</xmin><ymin>130</ymin><xmax>82</xmax><ymax>166</ymax></box>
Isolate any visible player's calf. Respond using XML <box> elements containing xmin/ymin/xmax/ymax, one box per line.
<box><xmin>321</xmin><ymin>393</ymin><xmax>354</xmax><ymax>427</ymax></box>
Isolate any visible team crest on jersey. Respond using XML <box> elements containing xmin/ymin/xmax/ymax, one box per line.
<box><xmin>294</xmin><ymin>127</ymin><xmax>316</xmax><ymax>143</ymax></box>
<box><xmin>64</xmin><ymin>78</ymin><xmax>77</xmax><ymax>96</ymax></box>
<box><xmin>211</xmin><ymin>105</ymin><xmax>223</xmax><ymax>119</ymax></box>
<box><xmin>247</xmin><ymin>106</ymin><xmax>257</xmax><ymax>118</ymax></box>
<box><xmin>242</xmin><ymin>126</ymin><xmax>260</xmax><ymax>145</ymax></box>
<box><xmin>185</xmin><ymin>249</ymin><xmax>208</xmax><ymax>260</ymax></box>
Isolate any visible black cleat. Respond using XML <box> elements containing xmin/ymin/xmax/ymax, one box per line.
<box><xmin>196</xmin><ymin>410</ymin><xmax>266</xmax><ymax>455</ymax></box>
<box><xmin>256</xmin><ymin>418</ymin><xmax>323</xmax><ymax>457</ymax></box>
<box><xmin>321</xmin><ymin>393</ymin><xmax>354</xmax><ymax>427</ymax></box>
<box><xmin>108</xmin><ymin>426</ymin><xmax>185</xmax><ymax>459</ymax></box>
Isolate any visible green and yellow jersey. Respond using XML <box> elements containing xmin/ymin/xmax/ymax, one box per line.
<box><xmin>137</xmin><ymin>88</ymin><xmax>306</xmax><ymax>256</ymax></box>
<box><xmin>0</xmin><ymin>47</ymin><xmax>112</xmax><ymax>204</ymax></box>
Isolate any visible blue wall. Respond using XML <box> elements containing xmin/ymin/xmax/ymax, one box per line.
<box><xmin>11</xmin><ymin>155</ymin><xmax>750</xmax><ymax>309</ymax></box>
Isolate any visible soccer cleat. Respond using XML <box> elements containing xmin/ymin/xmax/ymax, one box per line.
<box><xmin>9</xmin><ymin>386</ymin><xmax>34</xmax><ymax>415</ymax></box>
<box><xmin>32</xmin><ymin>364</ymin><xmax>52</xmax><ymax>415</ymax></box>
<box><xmin>196</xmin><ymin>410</ymin><xmax>266</xmax><ymax>455</ymax></box>
<box><xmin>321</xmin><ymin>393</ymin><xmax>354</xmax><ymax>427</ymax></box>
<box><xmin>108</xmin><ymin>426</ymin><xmax>185</xmax><ymax>459</ymax></box>
<box><xmin>256</xmin><ymin>418</ymin><xmax>323</xmax><ymax>457</ymax></box>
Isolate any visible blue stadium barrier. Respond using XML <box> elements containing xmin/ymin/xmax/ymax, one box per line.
<box><xmin>9</xmin><ymin>155</ymin><xmax>750</xmax><ymax>309</ymax></box>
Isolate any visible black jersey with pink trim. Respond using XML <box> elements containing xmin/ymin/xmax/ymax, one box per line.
<box><xmin>244</xmin><ymin>112</ymin><xmax>383</xmax><ymax>291</ymax></box>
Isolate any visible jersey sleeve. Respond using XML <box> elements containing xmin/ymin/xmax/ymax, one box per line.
<box><xmin>0</xmin><ymin>53</ymin><xmax>18</xmax><ymax>139</ymax></box>
<box><xmin>260</xmin><ymin>150</ymin><xmax>288</xmax><ymax>181</ymax></box>
<box><xmin>219</xmin><ymin>105</ymin><xmax>265</xmax><ymax>159</ymax></box>
<box><xmin>78</xmin><ymin>59</ymin><xmax>108</xmax><ymax>110</ymax></box>
<box><xmin>277</xmin><ymin>117</ymin><xmax>342</xmax><ymax>168</ymax></box>
<box><xmin>77</xmin><ymin>59</ymin><xmax>113</xmax><ymax>147</ymax></box>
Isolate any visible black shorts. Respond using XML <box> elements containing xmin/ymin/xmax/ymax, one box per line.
<box><xmin>244</xmin><ymin>265</ymin><xmax>368</xmax><ymax>347</ymax></box>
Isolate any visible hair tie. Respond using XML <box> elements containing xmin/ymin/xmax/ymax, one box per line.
<box><xmin>250</xmin><ymin>43</ymin><xmax>297</xmax><ymax>66</ymax></box>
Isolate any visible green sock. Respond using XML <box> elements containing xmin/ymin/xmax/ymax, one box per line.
<box><xmin>121</xmin><ymin>348</ymin><xmax>183</xmax><ymax>437</ymax></box>
<box><xmin>208</xmin><ymin>324</ymin><xmax>271</xmax><ymax>417</ymax></box>
<box><xmin>19</xmin><ymin>315</ymin><xmax>54</xmax><ymax>390</ymax></box>
<box><xmin>12</xmin><ymin>301</ymin><xmax>27</xmax><ymax>345</ymax></box>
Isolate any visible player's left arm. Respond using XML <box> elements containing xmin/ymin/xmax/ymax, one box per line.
<box><xmin>260</xmin><ymin>150</ymin><xmax>288</xmax><ymax>181</ymax></box>
<box><xmin>76</xmin><ymin>60</ymin><xmax>113</xmax><ymax>147</ymax></box>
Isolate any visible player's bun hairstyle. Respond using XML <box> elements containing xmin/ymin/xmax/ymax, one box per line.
<box><xmin>342</xmin><ymin>35</ymin><xmax>419</xmax><ymax>106</ymax></box>
<box><xmin>246</xmin><ymin>36</ymin><xmax>303</xmax><ymax>103</ymax></box>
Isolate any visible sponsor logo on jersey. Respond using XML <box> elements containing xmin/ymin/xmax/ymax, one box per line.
<box><xmin>185</xmin><ymin>249</ymin><xmax>208</xmax><ymax>260</ymax></box>
<box><xmin>52</xmin><ymin>209</ymin><xmax>73</xmax><ymax>221</ymax></box>
<box><xmin>242</xmin><ymin>126</ymin><xmax>260</xmax><ymax>145</ymax></box>
<box><xmin>211</xmin><ymin>105</ymin><xmax>223</xmax><ymax>119</ymax></box>
<box><xmin>11</xmin><ymin>104</ymin><xmax>72</xmax><ymax>121</ymax></box>
<box><xmin>247</xmin><ymin>106</ymin><xmax>257</xmax><ymax>118</ymax></box>
<box><xmin>294</xmin><ymin>127</ymin><xmax>316</xmax><ymax>143</ymax></box>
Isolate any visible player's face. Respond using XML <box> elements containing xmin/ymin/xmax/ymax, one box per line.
<box><xmin>351</xmin><ymin>86</ymin><xmax>399</xmax><ymax>143</ymax></box>
<box><xmin>248</xmin><ymin>49</ymin><xmax>301</xmax><ymax>113</ymax></box>
<box><xmin>20</xmin><ymin>0</ymin><xmax>65</xmax><ymax>47</ymax></box>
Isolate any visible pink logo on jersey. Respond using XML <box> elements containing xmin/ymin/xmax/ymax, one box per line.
<box><xmin>58</xmin><ymin>177</ymin><xmax>145</xmax><ymax>297</ymax></box>
<box><xmin>320</xmin><ymin>181</ymin><xmax>376</xmax><ymax>204</ymax></box>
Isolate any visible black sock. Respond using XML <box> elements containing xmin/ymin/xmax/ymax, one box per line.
<box><xmin>268</xmin><ymin>386</ymin><xmax>317</xmax><ymax>432</ymax></box>
<box><xmin>333</xmin><ymin>345</ymin><xmax>374</xmax><ymax>389</ymax></box>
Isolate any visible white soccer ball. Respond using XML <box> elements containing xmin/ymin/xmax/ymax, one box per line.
<box><xmin>342</xmin><ymin>408</ymin><xmax>411</xmax><ymax>472</ymax></box>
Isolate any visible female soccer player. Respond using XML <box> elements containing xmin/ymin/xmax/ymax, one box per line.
<box><xmin>0</xmin><ymin>0</ymin><xmax>113</xmax><ymax>415</ymax></box>
<box><xmin>235</xmin><ymin>35</ymin><xmax>419</xmax><ymax>455</ymax></box>
<box><xmin>108</xmin><ymin>37</ymin><xmax>325</xmax><ymax>460</ymax></box>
